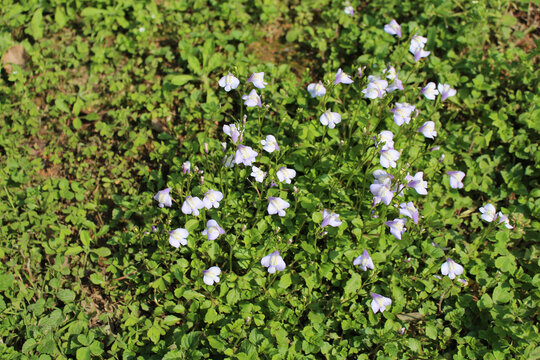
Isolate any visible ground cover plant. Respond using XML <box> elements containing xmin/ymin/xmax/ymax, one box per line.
<box><xmin>0</xmin><ymin>0</ymin><xmax>538</xmax><ymax>359</ymax></box>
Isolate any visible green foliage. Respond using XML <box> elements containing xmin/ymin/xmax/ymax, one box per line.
<box><xmin>0</xmin><ymin>0</ymin><xmax>537</xmax><ymax>359</ymax></box>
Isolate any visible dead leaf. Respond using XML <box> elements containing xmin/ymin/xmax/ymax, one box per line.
<box><xmin>2</xmin><ymin>44</ymin><xmax>27</xmax><ymax>74</ymax></box>
<box><xmin>396</xmin><ymin>312</ymin><xmax>424</xmax><ymax>322</ymax></box>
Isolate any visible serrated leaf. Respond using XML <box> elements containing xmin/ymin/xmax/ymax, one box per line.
<box><xmin>343</xmin><ymin>273</ymin><xmax>362</xmax><ymax>294</ymax></box>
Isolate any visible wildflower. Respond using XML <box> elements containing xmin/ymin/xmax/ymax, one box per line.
<box><xmin>410</xmin><ymin>34</ymin><xmax>430</xmax><ymax>61</ymax></box>
<box><xmin>353</xmin><ymin>250</ymin><xmax>374</xmax><ymax>271</ymax></box>
<box><xmin>261</xmin><ymin>250</ymin><xmax>286</xmax><ymax>273</ymax></box>
<box><xmin>321</xmin><ymin>209</ymin><xmax>342</xmax><ymax>228</ymax></box>
<box><xmin>334</xmin><ymin>68</ymin><xmax>354</xmax><ymax>85</ymax></box>
<box><xmin>479</xmin><ymin>203</ymin><xmax>497</xmax><ymax>222</ymax></box>
<box><xmin>223</xmin><ymin>124</ymin><xmax>243</xmax><ymax>144</ymax></box>
<box><xmin>498</xmin><ymin>211</ymin><xmax>513</xmax><ymax>229</ymax></box>
<box><xmin>373</xmin><ymin>169</ymin><xmax>394</xmax><ymax>186</ymax></box>
<box><xmin>441</xmin><ymin>258</ymin><xmax>464</xmax><ymax>280</ymax></box>
<box><xmin>375</xmin><ymin>130</ymin><xmax>394</xmax><ymax>150</ymax></box>
<box><xmin>248</xmin><ymin>72</ymin><xmax>267</xmax><ymax>89</ymax></box>
<box><xmin>399</xmin><ymin>202</ymin><xmax>419</xmax><ymax>224</ymax></box>
<box><xmin>382</xmin><ymin>66</ymin><xmax>397</xmax><ymax>82</ymax></box>
<box><xmin>457</xmin><ymin>278</ymin><xmax>468</xmax><ymax>285</ymax></box>
<box><xmin>307</xmin><ymin>81</ymin><xmax>326</xmax><ymax>98</ymax></box>
<box><xmin>267</xmin><ymin>197</ymin><xmax>290</xmax><ymax>217</ymax></box>
<box><xmin>203</xmin><ymin>190</ymin><xmax>223</xmax><ymax>209</ymax></box>
<box><xmin>235</xmin><ymin>145</ymin><xmax>258</xmax><ymax>166</ymax></box>
<box><xmin>370</xmin><ymin>182</ymin><xmax>394</xmax><ymax>206</ymax></box>
<box><xmin>344</xmin><ymin>6</ymin><xmax>354</xmax><ymax>16</ymax></box>
<box><xmin>357</xmin><ymin>66</ymin><xmax>366</xmax><ymax>78</ymax></box>
<box><xmin>223</xmin><ymin>154</ymin><xmax>235</xmax><ymax>168</ymax></box>
<box><xmin>319</xmin><ymin>110</ymin><xmax>342</xmax><ymax>129</ymax></box>
<box><xmin>154</xmin><ymin>188</ymin><xmax>172</xmax><ymax>208</ymax></box>
<box><xmin>379</xmin><ymin>148</ymin><xmax>400</xmax><ymax>168</ymax></box>
<box><xmin>421</xmin><ymin>82</ymin><xmax>439</xmax><ymax>100</ymax></box>
<box><xmin>251</xmin><ymin>166</ymin><xmax>266</xmax><ymax>182</ymax></box>
<box><xmin>182</xmin><ymin>196</ymin><xmax>204</xmax><ymax>216</ymax></box>
<box><xmin>391</xmin><ymin>103</ymin><xmax>416</xmax><ymax>126</ymax></box>
<box><xmin>385</xmin><ymin>218</ymin><xmax>407</xmax><ymax>239</ymax></box>
<box><xmin>384</xmin><ymin>19</ymin><xmax>401</xmax><ymax>38</ymax></box>
<box><xmin>242</xmin><ymin>89</ymin><xmax>262</xmax><ymax>107</ymax></box>
<box><xmin>218</xmin><ymin>72</ymin><xmax>239</xmax><ymax>92</ymax></box>
<box><xmin>437</xmin><ymin>83</ymin><xmax>457</xmax><ymax>101</ymax></box>
<box><xmin>405</xmin><ymin>172</ymin><xmax>428</xmax><ymax>195</ymax></box>
<box><xmin>447</xmin><ymin>171</ymin><xmax>465</xmax><ymax>189</ymax></box>
<box><xmin>203</xmin><ymin>266</ymin><xmax>221</xmax><ymax>285</ymax></box>
<box><xmin>418</xmin><ymin>121</ymin><xmax>437</xmax><ymax>139</ymax></box>
<box><xmin>179</xmin><ymin>162</ymin><xmax>190</xmax><ymax>175</ymax></box>
<box><xmin>386</xmin><ymin>78</ymin><xmax>404</xmax><ymax>93</ymax></box>
<box><xmin>362</xmin><ymin>77</ymin><xmax>388</xmax><ymax>99</ymax></box>
<box><xmin>371</xmin><ymin>293</ymin><xmax>392</xmax><ymax>314</ymax></box>
<box><xmin>169</xmin><ymin>228</ymin><xmax>189</xmax><ymax>248</ymax></box>
<box><xmin>276</xmin><ymin>167</ymin><xmax>296</xmax><ymax>184</ymax></box>
<box><xmin>202</xmin><ymin>219</ymin><xmax>225</xmax><ymax>240</ymax></box>
<box><xmin>261</xmin><ymin>135</ymin><xmax>279</xmax><ymax>153</ymax></box>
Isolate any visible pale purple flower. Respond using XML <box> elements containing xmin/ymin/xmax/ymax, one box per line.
<box><xmin>373</xmin><ymin>169</ymin><xmax>394</xmax><ymax>186</ymax></box>
<box><xmin>203</xmin><ymin>190</ymin><xmax>223</xmax><ymax>209</ymax></box>
<box><xmin>357</xmin><ymin>66</ymin><xmax>366</xmax><ymax>78</ymax></box>
<box><xmin>169</xmin><ymin>228</ymin><xmax>189</xmax><ymax>248</ymax></box>
<box><xmin>267</xmin><ymin>197</ymin><xmax>290</xmax><ymax>217</ymax></box>
<box><xmin>202</xmin><ymin>219</ymin><xmax>225</xmax><ymax>241</ymax></box>
<box><xmin>385</xmin><ymin>218</ymin><xmax>407</xmax><ymax>239</ymax></box>
<box><xmin>441</xmin><ymin>258</ymin><xmax>464</xmax><ymax>280</ymax></box>
<box><xmin>320</xmin><ymin>110</ymin><xmax>342</xmax><ymax>129</ymax></box>
<box><xmin>182</xmin><ymin>196</ymin><xmax>204</xmax><ymax>216</ymax></box>
<box><xmin>261</xmin><ymin>135</ymin><xmax>279</xmax><ymax>153</ymax></box>
<box><xmin>276</xmin><ymin>167</ymin><xmax>296</xmax><ymax>184</ymax></box>
<box><xmin>410</xmin><ymin>34</ymin><xmax>430</xmax><ymax>61</ymax></box>
<box><xmin>344</xmin><ymin>6</ymin><xmax>354</xmax><ymax>16</ymax></box>
<box><xmin>307</xmin><ymin>81</ymin><xmax>326</xmax><ymax>98</ymax></box>
<box><xmin>371</xmin><ymin>293</ymin><xmax>392</xmax><ymax>314</ymax></box>
<box><xmin>391</xmin><ymin>103</ymin><xmax>416</xmax><ymax>126</ymax></box>
<box><xmin>353</xmin><ymin>250</ymin><xmax>374</xmax><ymax>271</ymax></box>
<box><xmin>223</xmin><ymin>124</ymin><xmax>243</xmax><ymax>144</ymax></box>
<box><xmin>370</xmin><ymin>182</ymin><xmax>394</xmax><ymax>206</ymax></box>
<box><xmin>261</xmin><ymin>250</ymin><xmax>286</xmax><ymax>273</ymax></box>
<box><xmin>242</xmin><ymin>89</ymin><xmax>262</xmax><ymax>107</ymax></box>
<box><xmin>380</xmin><ymin>148</ymin><xmax>400</xmax><ymax>168</ymax></box>
<box><xmin>405</xmin><ymin>172</ymin><xmax>428</xmax><ymax>195</ymax></box>
<box><xmin>421</xmin><ymin>82</ymin><xmax>439</xmax><ymax>100</ymax></box>
<box><xmin>458</xmin><ymin>278</ymin><xmax>468</xmax><ymax>285</ymax></box>
<box><xmin>154</xmin><ymin>188</ymin><xmax>172</xmax><ymax>208</ymax></box>
<box><xmin>382</xmin><ymin>66</ymin><xmax>397</xmax><ymax>82</ymax></box>
<box><xmin>399</xmin><ymin>202</ymin><xmax>419</xmax><ymax>224</ymax></box>
<box><xmin>203</xmin><ymin>266</ymin><xmax>221</xmax><ymax>285</ymax></box>
<box><xmin>321</xmin><ymin>209</ymin><xmax>342</xmax><ymax>228</ymax></box>
<box><xmin>375</xmin><ymin>130</ymin><xmax>394</xmax><ymax>150</ymax></box>
<box><xmin>437</xmin><ymin>83</ymin><xmax>457</xmax><ymax>101</ymax></box>
<box><xmin>386</xmin><ymin>78</ymin><xmax>404</xmax><ymax>93</ymax></box>
<box><xmin>418</xmin><ymin>121</ymin><xmax>437</xmax><ymax>139</ymax></box>
<box><xmin>251</xmin><ymin>166</ymin><xmax>266</xmax><ymax>183</ymax></box>
<box><xmin>498</xmin><ymin>212</ymin><xmax>513</xmax><ymax>229</ymax></box>
<box><xmin>447</xmin><ymin>171</ymin><xmax>465</xmax><ymax>189</ymax></box>
<box><xmin>235</xmin><ymin>145</ymin><xmax>258</xmax><ymax>166</ymax></box>
<box><xmin>479</xmin><ymin>203</ymin><xmax>497</xmax><ymax>222</ymax></box>
<box><xmin>362</xmin><ymin>78</ymin><xmax>388</xmax><ymax>99</ymax></box>
<box><xmin>334</xmin><ymin>68</ymin><xmax>354</xmax><ymax>85</ymax></box>
<box><xmin>223</xmin><ymin>154</ymin><xmax>235</xmax><ymax>168</ymax></box>
<box><xmin>384</xmin><ymin>19</ymin><xmax>401</xmax><ymax>38</ymax></box>
<box><xmin>248</xmin><ymin>72</ymin><xmax>267</xmax><ymax>89</ymax></box>
<box><xmin>218</xmin><ymin>73</ymin><xmax>240</xmax><ymax>92</ymax></box>
<box><xmin>182</xmin><ymin>161</ymin><xmax>191</xmax><ymax>174</ymax></box>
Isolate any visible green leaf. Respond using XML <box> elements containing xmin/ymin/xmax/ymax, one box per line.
<box><xmin>492</xmin><ymin>285</ymin><xmax>512</xmax><ymax>304</ymax></box>
<box><xmin>65</xmin><ymin>246</ymin><xmax>84</xmax><ymax>256</ymax></box>
<box><xmin>80</xmin><ymin>230</ymin><xmax>91</xmax><ymax>249</ymax></box>
<box><xmin>57</xmin><ymin>289</ymin><xmax>76</xmax><ymax>303</ymax></box>
<box><xmin>76</xmin><ymin>347</ymin><xmax>91</xmax><ymax>360</ymax></box>
<box><xmin>343</xmin><ymin>273</ymin><xmax>362</xmax><ymax>294</ymax></box>
<box><xmin>278</xmin><ymin>273</ymin><xmax>292</xmax><ymax>289</ymax></box>
<box><xmin>55</xmin><ymin>7</ymin><xmax>67</xmax><ymax>27</ymax></box>
<box><xmin>92</xmin><ymin>247</ymin><xmax>111</xmax><ymax>257</ymax></box>
<box><xmin>22</xmin><ymin>338</ymin><xmax>37</xmax><ymax>353</ymax></box>
<box><xmin>89</xmin><ymin>273</ymin><xmax>105</xmax><ymax>285</ymax></box>
<box><xmin>168</xmin><ymin>74</ymin><xmax>195</xmax><ymax>86</ymax></box>
<box><xmin>495</xmin><ymin>255</ymin><xmax>517</xmax><ymax>274</ymax></box>
<box><xmin>425</xmin><ymin>323</ymin><xmax>437</xmax><ymax>340</ymax></box>
<box><xmin>0</xmin><ymin>273</ymin><xmax>14</xmax><ymax>291</ymax></box>
<box><xmin>29</xmin><ymin>9</ymin><xmax>43</xmax><ymax>40</ymax></box>
<box><xmin>147</xmin><ymin>324</ymin><xmax>164</xmax><ymax>344</ymax></box>
<box><xmin>204</xmin><ymin>308</ymin><xmax>218</xmax><ymax>323</ymax></box>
